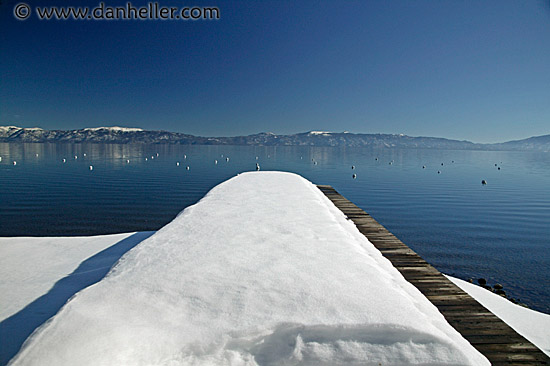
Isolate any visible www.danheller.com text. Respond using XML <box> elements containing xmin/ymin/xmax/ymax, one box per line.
<box><xmin>13</xmin><ymin>2</ymin><xmax>220</xmax><ymax>21</ymax></box>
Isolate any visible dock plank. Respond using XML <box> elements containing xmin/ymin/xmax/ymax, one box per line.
<box><xmin>317</xmin><ymin>185</ymin><xmax>550</xmax><ymax>365</ymax></box>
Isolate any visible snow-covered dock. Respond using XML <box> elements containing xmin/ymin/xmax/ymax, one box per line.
<box><xmin>318</xmin><ymin>185</ymin><xmax>550</xmax><ymax>365</ymax></box>
<box><xmin>1</xmin><ymin>172</ymin><xmax>548</xmax><ymax>365</ymax></box>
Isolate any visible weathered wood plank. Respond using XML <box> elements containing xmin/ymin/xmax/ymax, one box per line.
<box><xmin>316</xmin><ymin>185</ymin><xmax>550</xmax><ymax>365</ymax></box>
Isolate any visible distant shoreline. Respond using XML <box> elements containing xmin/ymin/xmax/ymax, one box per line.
<box><xmin>1</xmin><ymin>126</ymin><xmax>549</xmax><ymax>151</ymax></box>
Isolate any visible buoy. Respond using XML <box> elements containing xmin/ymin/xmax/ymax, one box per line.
<box><xmin>89</xmin><ymin>165</ymin><xmax>93</xmax><ymax>171</ymax></box>
<box><xmin>186</xmin><ymin>166</ymin><xmax>190</xmax><ymax>170</ymax></box>
<box><xmin>151</xmin><ymin>156</ymin><xmax>154</xmax><ymax>160</ymax></box>
<box><xmin>437</xmin><ymin>170</ymin><xmax>441</xmax><ymax>174</ymax></box>
<box><xmin>495</xmin><ymin>163</ymin><xmax>498</xmax><ymax>166</ymax></box>
<box><xmin>156</xmin><ymin>153</ymin><xmax>159</xmax><ymax>157</ymax></box>
<box><xmin>389</xmin><ymin>162</ymin><xmax>392</xmax><ymax>165</ymax></box>
<box><xmin>256</xmin><ymin>163</ymin><xmax>260</xmax><ymax>171</ymax></box>
<box><xmin>63</xmin><ymin>158</ymin><xmax>66</xmax><ymax>163</ymax></box>
<box><xmin>127</xmin><ymin>160</ymin><xmax>130</xmax><ymax>164</ymax></box>
<box><xmin>375</xmin><ymin>158</ymin><xmax>378</xmax><ymax>161</ymax></box>
<box><xmin>83</xmin><ymin>153</ymin><xmax>86</xmax><ymax>157</ymax></box>
<box><xmin>351</xmin><ymin>165</ymin><xmax>355</xmax><ymax>170</ymax></box>
<box><xmin>314</xmin><ymin>161</ymin><xmax>317</xmax><ymax>165</ymax></box>
<box><xmin>482</xmin><ymin>180</ymin><xmax>487</xmax><ymax>185</ymax></box>
<box><xmin>352</xmin><ymin>174</ymin><xmax>356</xmax><ymax>179</ymax></box>
<box><xmin>0</xmin><ymin>157</ymin><xmax>2</xmax><ymax>162</ymax></box>
<box><xmin>13</xmin><ymin>161</ymin><xmax>17</xmax><ymax>165</ymax></box>
<box><xmin>226</xmin><ymin>157</ymin><xmax>229</xmax><ymax>162</ymax></box>
<box><xmin>422</xmin><ymin>165</ymin><xmax>426</xmax><ymax>169</ymax></box>
<box><xmin>256</xmin><ymin>156</ymin><xmax>259</xmax><ymax>160</ymax></box>
<box><xmin>177</xmin><ymin>162</ymin><xmax>180</xmax><ymax>166</ymax></box>
<box><xmin>184</xmin><ymin>154</ymin><xmax>187</xmax><ymax>159</ymax></box>
<box><xmin>36</xmin><ymin>153</ymin><xmax>39</xmax><ymax>157</ymax></box>
<box><xmin>441</xmin><ymin>163</ymin><xmax>444</xmax><ymax>166</ymax></box>
<box><xmin>74</xmin><ymin>155</ymin><xmax>78</xmax><ymax>159</ymax></box>
<box><xmin>498</xmin><ymin>167</ymin><xmax>501</xmax><ymax>170</ymax></box>
<box><xmin>215</xmin><ymin>160</ymin><xmax>218</xmax><ymax>164</ymax></box>
<box><xmin>145</xmin><ymin>158</ymin><xmax>148</xmax><ymax>161</ymax></box>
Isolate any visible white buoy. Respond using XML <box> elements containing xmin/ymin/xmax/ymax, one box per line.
<box><xmin>74</xmin><ymin>155</ymin><xmax>78</xmax><ymax>159</ymax></box>
<box><xmin>89</xmin><ymin>165</ymin><xmax>93</xmax><ymax>171</ymax></box>
<box><xmin>226</xmin><ymin>157</ymin><xmax>229</xmax><ymax>162</ymax></box>
<box><xmin>221</xmin><ymin>154</ymin><xmax>224</xmax><ymax>157</ymax></box>
<box><xmin>314</xmin><ymin>161</ymin><xmax>317</xmax><ymax>165</ymax></box>
<box><xmin>127</xmin><ymin>160</ymin><xmax>130</xmax><ymax>164</ymax></box>
<box><xmin>256</xmin><ymin>156</ymin><xmax>258</xmax><ymax>160</ymax></box>
<box><xmin>13</xmin><ymin>161</ymin><xmax>17</xmax><ymax>165</ymax></box>
<box><xmin>184</xmin><ymin>155</ymin><xmax>186</xmax><ymax>159</ymax></box>
<box><xmin>151</xmin><ymin>156</ymin><xmax>154</xmax><ymax>160</ymax></box>
<box><xmin>36</xmin><ymin>153</ymin><xmax>39</xmax><ymax>157</ymax></box>
<box><xmin>83</xmin><ymin>153</ymin><xmax>87</xmax><ymax>157</ymax></box>
<box><xmin>63</xmin><ymin>158</ymin><xmax>66</xmax><ymax>163</ymax></box>
<box><xmin>353</xmin><ymin>174</ymin><xmax>356</xmax><ymax>179</ymax></box>
<box><xmin>145</xmin><ymin>158</ymin><xmax>148</xmax><ymax>161</ymax></box>
<box><xmin>438</xmin><ymin>171</ymin><xmax>441</xmax><ymax>174</ymax></box>
<box><xmin>177</xmin><ymin>162</ymin><xmax>180</xmax><ymax>166</ymax></box>
<box><xmin>215</xmin><ymin>160</ymin><xmax>218</xmax><ymax>164</ymax></box>
<box><xmin>422</xmin><ymin>165</ymin><xmax>426</xmax><ymax>169</ymax></box>
<box><xmin>0</xmin><ymin>157</ymin><xmax>2</xmax><ymax>162</ymax></box>
<box><xmin>156</xmin><ymin>153</ymin><xmax>159</xmax><ymax>157</ymax></box>
<box><xmin>351</xmin><ymin>165</ymin><xmax>355</xmax><ymax>170</ymax></box>
<box><xmin>186</xmin><ymin>166</ymin><xmax>190</xmax><ymax>170</ymax></box>
<box><xmin>256</xmin><ymin>163</ymin><xmax>260</xmax><ymax>171</ymax></box>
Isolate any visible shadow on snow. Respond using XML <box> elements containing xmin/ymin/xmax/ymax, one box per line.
<box><xmin>0</xmin><ymin>231</ymin><xmax>155</xmax><ymax>366</ymax></box>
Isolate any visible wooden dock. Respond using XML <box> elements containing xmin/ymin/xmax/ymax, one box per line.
<box><xmin>317</xmin><ymin>185</ymin><xmax>549</xmax><ymax>365</ymax></box>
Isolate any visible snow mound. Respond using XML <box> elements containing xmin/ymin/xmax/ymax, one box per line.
<box><xmin>10</xmin><ymin>172</ymin><xmax>488</xmax><ymax>365</ymax></box>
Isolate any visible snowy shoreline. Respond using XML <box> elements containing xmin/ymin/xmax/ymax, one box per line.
<box><xmin>1</xmin><ymin>172</ymin><xmax>548</xmax><ymax>365</ymax></box>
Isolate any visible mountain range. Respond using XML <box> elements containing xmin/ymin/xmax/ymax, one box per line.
<box><xmin>1</xmin><ymin>126</ymin><xmax>549</xmax><ymax>151</ymax></box>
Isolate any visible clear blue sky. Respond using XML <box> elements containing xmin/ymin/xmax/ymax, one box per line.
<box><xmin>1</xmin><ymin>0</ymin><xmax>549</xmax><ymax>142</ymax></box>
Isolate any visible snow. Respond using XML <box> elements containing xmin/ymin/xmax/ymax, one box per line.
<box><xmin>446</xmin><ymin>275</ymin><xmax>550</xmax><ymax>357</ymax></box>
<box><xmin>4</xmin><ymin>172</ymin><xmax>492</xmax><ymax>365</ymax></box>
<box><xmin>0</xmin><ymin>126</ymin><xmax>42</xmax><ymax>132</ymax></box>
<box><xmin>0</xmin><ymin>233</ymin><xmax>139</xmax><ymax>321</ymax></box>
<box><xmin>83</xmin><ymin>126</ymin><xmax>143</xmax><ymax>132</ymax></box>
<box><xmin>22</xmin><ymin>127</ymin><xmax>43</xmax><ymax>131</ymax></box>
<box><xmin>308</xmin><ymin>131</ymin><xmax>332</xmax><ymax>136</ymax></box>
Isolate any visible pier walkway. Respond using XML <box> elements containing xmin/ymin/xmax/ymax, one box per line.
<box><xmin>317</xmin><ymin>185</ymin><xmax>549</xmax><ymax>365</ymax></box>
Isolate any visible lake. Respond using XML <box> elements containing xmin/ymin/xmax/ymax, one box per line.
<box><xmin>1</xmin><ymin>142</ymin><xmax>549</xmax><ymax>313</ymax></box>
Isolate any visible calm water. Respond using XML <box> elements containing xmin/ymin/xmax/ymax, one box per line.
<box><xmin>1</xmin><ymin>143</ymin><xmax>549</xmax><ymax>313</ymax></box>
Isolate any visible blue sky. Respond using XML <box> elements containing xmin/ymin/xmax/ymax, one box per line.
<box><xmin>1</xmin><ymin>0</ymin><xmax>549</xmax><ymax>142</ymax></box>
